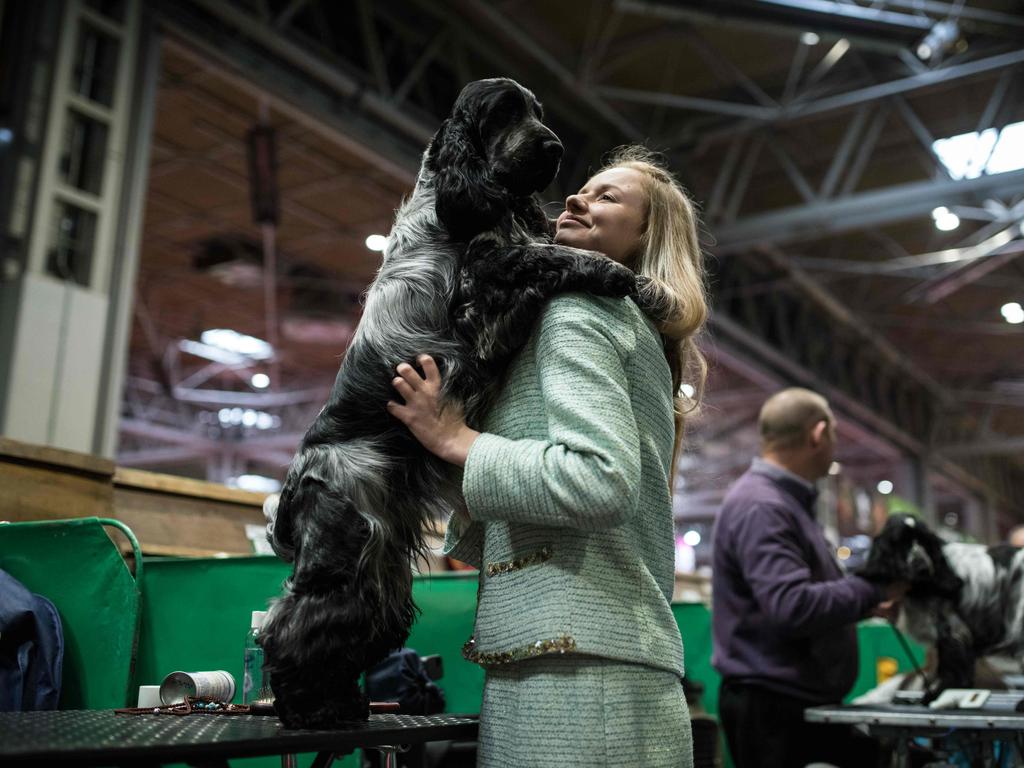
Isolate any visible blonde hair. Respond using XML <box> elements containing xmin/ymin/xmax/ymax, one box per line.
<box><xmin>595</xmin><ymin>146</ymin><xmax>709</xmax><ymax>473</ymax></box>
<box><xmin>759</xmin><ymin>387</ymin><xmax>834</xmax><ymax>452</ymax></box>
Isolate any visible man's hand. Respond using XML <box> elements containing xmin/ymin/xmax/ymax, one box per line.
<box><xmin>872</xmin><ymin>581</ymin><xmax>909</xmax><ymax>622</ymax></box>
<box><xmin>886</xmin><ymin>581</ymin><xmax>910</xmax><ymax>602</ymax></box>
<box><xmin>386</xmin><ymin>354</ymin><xmax>480</xmax><ymax>467</ymax></box>
<box><xmin>872</xmin><ymin>599</ymin><xmax>901</xmax><ymax>622</ymax></box>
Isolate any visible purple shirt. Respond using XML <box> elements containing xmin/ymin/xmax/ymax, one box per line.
<box><xmin>711</xmin><ymin>461</ymin><xmax>883</xmax><ymax>702</ymax></box>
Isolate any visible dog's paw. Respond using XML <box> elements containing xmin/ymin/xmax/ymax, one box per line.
<box><xmin>601</xmin><ymin>259</ymin><xmax>639</xmax><ymax>297</ymax></box>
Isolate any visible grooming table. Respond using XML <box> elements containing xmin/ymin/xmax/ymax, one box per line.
<box><xmin>805</xmin><ymin>703</ymin><xmax>1024</xmax><ymax>767</ymax></box>
<box><xmin>0</xmin><ymin>710</ymin><xmax>478</xmax><ymax>767</ymax></box>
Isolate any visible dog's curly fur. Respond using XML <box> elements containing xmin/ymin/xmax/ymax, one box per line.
<box><xmin>259</xmin><ymin>78</ymin><xmax>660</xmax><ymax>729</ymax></box>
<box><xmin>860</xmin><ymin>514</ymin><xmax>1024</xmax><ymax>700</ymax></box>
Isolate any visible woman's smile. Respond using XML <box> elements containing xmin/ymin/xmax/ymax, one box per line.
<box><xmin>553</xmin><ymin>167</ymin><xmax>647</xmax><ymax>265</ymax></box>
<box><xmin>557</xmin><ymin>213</ymin><xmax>589</xmax><ymax>228</ymax></box>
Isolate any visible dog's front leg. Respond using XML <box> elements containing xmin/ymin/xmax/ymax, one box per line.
<box><xmin>928</xmin><ymin>610</ymin><xmax>976</xmax><ymax>703</ymax></box>
<box><xmin>454</xmin><ymin>242</ymin><xmax>637</xmax><ymax>364</ymax></box>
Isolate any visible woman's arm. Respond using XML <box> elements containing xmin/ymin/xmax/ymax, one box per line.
<box><xmin>387</xmin><ymin>355</ymin><xmax>480</xmax><ymax>466</ymax></box>
<box><xmin>390</xmin><ymin>296</ymin><xmax>642</xmax><ymax>531</ymax></box>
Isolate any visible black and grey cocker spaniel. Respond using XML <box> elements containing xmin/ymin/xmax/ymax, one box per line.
<box><xmin>259</xmin><ymin>78</ymin><xmax>662</xmax><ymax>729</ymax></box>
<box><xmin>860</xmin><ymin>514</ymin><xmax>1024</xmax><ymax>700</ymax></box>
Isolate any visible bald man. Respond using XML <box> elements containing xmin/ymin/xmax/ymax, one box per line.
<box><xmin>711</xmin><ymin>388</ymin><xmax>901</xmax><ymax>768</ymax></box>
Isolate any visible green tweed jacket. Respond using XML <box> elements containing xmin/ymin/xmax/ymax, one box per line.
<box><xmin>444</xmin><ymin>293</ymin><xmax>685</xmax><ymax>678</ymax></box>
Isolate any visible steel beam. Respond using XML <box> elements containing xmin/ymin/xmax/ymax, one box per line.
<box><xmin>170</xmin><ymin>0</ymin><xmax>432</xmax><ymax>162</ymax></box>
<box><xmin>171</xmin><ymin>385</ymin><xmax>331</xmax><ymax>407</ymax></box>
<box><xmin>857</xmin><ymin>0</ymin><xmax>1024</xmax><ymax>32</ymax></box>
<box><xmin>714</xmin><ymin>168</ymin><xmax>1024</xmax><ymax>252</ymax></box>
<box><xmin>938</xmin><ymin>437</ymin><xmax>1024</xmax><ymax>458</ymax></box>
<box><xmin>818</xmin><ymin>103</ymin><xmax>870</xmax><ymax>197</ymax></box>
<box><xmin>448</xmin><ymin>0</ymin><xmax>644</xmax><ymax>140</ymax></box>
<box><xmin>597</xmin><ymin>85</ymin><xmax>776</xmax><ymax>120</ymax></box>
<box><xmin>613</xmin><ymin>0</ymin><xmax>927</xmax><ymax>49</ymax></box>
<box><xmin>617</xmin><ymin>47</ymin><xmax>1024</xmax><ymax>136</ymax></box>
<box><xmin>912</xmin><ymin>238</ymin><xmax>1024</xmax><ymax>304</ymax></box>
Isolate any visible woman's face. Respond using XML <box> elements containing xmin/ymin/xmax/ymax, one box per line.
<box><xmin>554</xmin><ymin>167</ymin><xmax>647</xmax><ymax>265</ymax></box>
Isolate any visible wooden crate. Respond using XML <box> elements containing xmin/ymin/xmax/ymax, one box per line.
<box><xmin>0</xmin><ymin>437</ymin><xmax>114</xmax><ymax>523</ymax></box>
<box><xmin>0</xmin><ymin>437</ymin><xmax>268</xmax><ymax>557</ymax></box>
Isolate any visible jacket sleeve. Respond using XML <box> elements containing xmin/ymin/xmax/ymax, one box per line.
<box><xmin>734</xmin><ymin>502</ymin><xmax>883</xmax><ymax>636</ymax></box>
<box><xmin>442</xmin><ymin>503</ymin><xmax>484</xmax><ymax>569</ymax></box>
<box><xmin>462</xmin><ymin>297</ymin><xmax>641</xmax><ymax>530</ymax></box>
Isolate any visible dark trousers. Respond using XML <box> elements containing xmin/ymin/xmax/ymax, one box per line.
<box><xmin>719</xmin><ymin>680</ymin><xmax>880</xmax><ymax>768</ymax></box>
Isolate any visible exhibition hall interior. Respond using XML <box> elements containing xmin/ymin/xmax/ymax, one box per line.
<box><xmin>1</xmin><ymin>1</ymin><xmax>1023</xmax><ymax>766</ymax></box>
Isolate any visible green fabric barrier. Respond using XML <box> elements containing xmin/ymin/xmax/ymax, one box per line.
<box><xmin>0</xmin><ymin>532</ymin><xmax>925</xmax><ymax>767</ymax></box>
<box><xmin>133</xmin><ymin>559</ymin><xmax>484</xmax><ymax>768</ymax></box>
<box><xmin>135</xmin><ymin>558</ymin><xmax>924</xmax><ymax>718</ymax></box>
<box><xmin>0</xmin><ymin>517</ymin><xmax>142</xmax><ymax>710</ymax></box>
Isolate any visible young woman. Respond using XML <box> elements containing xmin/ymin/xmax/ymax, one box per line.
<box><xmin>387</xmin><ymin>146</ymin><xmax>708</xmax><ymax>767</ymax></box>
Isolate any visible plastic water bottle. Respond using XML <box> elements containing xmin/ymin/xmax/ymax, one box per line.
<box><xmin>242</xmin><ymin>610</ymin><xmax>269</xmax><ymax>704</ymax></box>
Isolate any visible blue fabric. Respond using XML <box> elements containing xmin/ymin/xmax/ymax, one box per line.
<box><xmin>0</xmin><ymin>569</ymin><xmax>63</xmax><ymax>710</ymax></box>
<box><xmin>364</xmin><ymin>648</ymin><xmax>445</xmax><ymax>715</ymax></box>
<box><xmin>711</xmin><ymin>464</ymin><xmax>883</xmax><ymax>703</ymax></box>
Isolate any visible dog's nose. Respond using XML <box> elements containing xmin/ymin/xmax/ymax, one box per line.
<box><xmin>543</xmin><ymin>139</ymin><xmax>563</xmax><ymax>162</ymax></box>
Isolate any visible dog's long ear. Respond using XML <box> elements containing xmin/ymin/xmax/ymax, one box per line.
<box><xmin>512</xmin><ymin>195</ymin><xmax>552</xmax><ymax>239</ymax></box>
<box><xmin>859</xmin><ymin>520</ymin><xmax>905</xmax><ymax>583</ymax></box>
<box><xmin>430</xmin><ymin>111</ymin><xmax>508</xmax><ymax>241</ymax></box>
<box><xmin>922</xmin><ymin>528</ymin><xmax>963</xmax><ymax>598</ymax></box>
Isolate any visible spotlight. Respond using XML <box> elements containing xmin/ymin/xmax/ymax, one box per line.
<box><xmin>679</xmin><ymin>383</ymin><xmax>695</xmax><ymax>398</ymax></box>
<box><xmin>828</xmin><ymin>461</ymin><xmax>841</xmax><ymax>476</ymax></box>
<box><xmin>251</xmin><ymin>372</ymin><xmax>270</xmax><ymax>389</ymax></box>
<box><xmin>365</xmin><ymin>234</ymin><xmax>388</xmax><ymax>252</ymax></box>
<box><xmin>916</xmin><ymin>20</ymin><xmax>959</xmax><ymax>62</ymax></box>
<box><xmin>800</xmin><ymin>31</ymin><xmax>820</xmax><ymax>46</ymax></box>
<box><xmin>683</xmin><ymin>530</ymin><xmax>701</xmax><ymax>547</ymax></box>
<box><xmin>1001</xmin><ymin>302</ymin><xmax>1024</xmax><ymax>324</ymax></box>
<box><xmin>876</xmin><ymin>480</ymin><xmax>894</xmax><ymax>495</ymax></box>
<box><xmin>931</xmin><ymin>206</ymin><xmax>960</xmax><ymax>231</ymax></box>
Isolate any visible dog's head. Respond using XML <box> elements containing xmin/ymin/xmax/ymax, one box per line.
<box><xmin>428</xmin><ymin>78</ymin><xmax>562</xmax><ymax>240</ymax></box>
<box><xmin>860</xmin><ymin>514</ymin><xmax>962</xmax><ymax>599</ymax></box>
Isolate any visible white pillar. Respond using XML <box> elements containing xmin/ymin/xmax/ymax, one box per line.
<box><xmin>0</xmin><ymin>0</ymin><xmax>153</xmax><ymax>457</ymax></box>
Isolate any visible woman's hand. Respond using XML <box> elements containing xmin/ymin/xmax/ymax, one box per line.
<box><xmin>387</xmin><ymin>354</ymin><xmax>480</xmax><ymax>467</ymax></box>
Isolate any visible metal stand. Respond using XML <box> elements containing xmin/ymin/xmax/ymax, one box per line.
<box><xmin>374</xmin><ymin>744</ymin><xmax>410</xmax><ymax>768</ymax></box>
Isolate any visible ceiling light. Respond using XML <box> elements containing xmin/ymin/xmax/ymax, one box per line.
<box><xmin>1001</xmin><ymin>302</ymin><xmax>1024</xmax><ymax>324</ymax></box>
<box><xmin>682</xmin><ymin>530</ymin><xmax>701</xmax><ymax>547</ymax></box>
<box><xmin>231</xmin><ymin>474</ymin><xmax>281</xmax><ymax>493</ymax></box>
<box><xmin>179</xmin><ymin>339</ymin><xmax>246</xmax><ymax>366</ymax></box>
<box><xmin>365</xmin><ymin>234</ymin><xmax>388</xmax><ymax>252</ymax></box>
<box><xmin>251</xmin><ymin>373</ymin><xmax>270</xmax><ymax>389</ymax></box>
<box><xmin>916</xmin><ymin>19</ymin><xmax>959</xmax><ymax>62</ymax></box>
<box><xmin>200</xmin><ymin>328</ymin><xmax>274</xmax><ymax>360</ymax></box>
<box><xmin>679</xmin><ymin>383</ymin><xmax>695</xmax><ymax>398</ymax></box>
<box><xmin>931</xmin><ymin>206</ymin><xmax>960</xmax><ymax>231</ymax></box>
<box><xmin>800</xmin><ymin>31</ymin><xmax>820</xmax><ymax>46</ymax></box>
<box><xmin>828</xmin><ymin>461</ymin><xmax>841</xmax><ymax>476</ymax></box>
<box><xmin>876</xmin><ymin>480</ymin><xmax>894</xmax><ymax>495</ymax></box>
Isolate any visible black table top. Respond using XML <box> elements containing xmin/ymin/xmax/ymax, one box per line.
<box><xmin>0</xmin><ymin>710</ymin><xmax>479</xmax><ymax>766</ymax></box>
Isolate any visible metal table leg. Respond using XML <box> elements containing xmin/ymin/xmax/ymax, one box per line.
<box><xmin>374</xmin><ymin>744</ymin><xmax>410</xmax><ymax>768</ymax></box>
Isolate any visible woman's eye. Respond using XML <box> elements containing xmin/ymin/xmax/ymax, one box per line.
<box><xmin>599</xmin><ymin>194</ymin><xmax>615</xmax><ymax>202</ymax></box>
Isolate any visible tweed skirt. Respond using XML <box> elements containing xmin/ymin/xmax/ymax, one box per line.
<box><xmin>478</xmin><ymin>654</ymin><xmax>693</xmax><ymax>768</ymax></box>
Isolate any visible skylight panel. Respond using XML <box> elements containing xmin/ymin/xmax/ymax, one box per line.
<box><xmin>932</xmin><ymin>121</ymin><xmax>1024</xmax><ymax>180</ymax></box>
